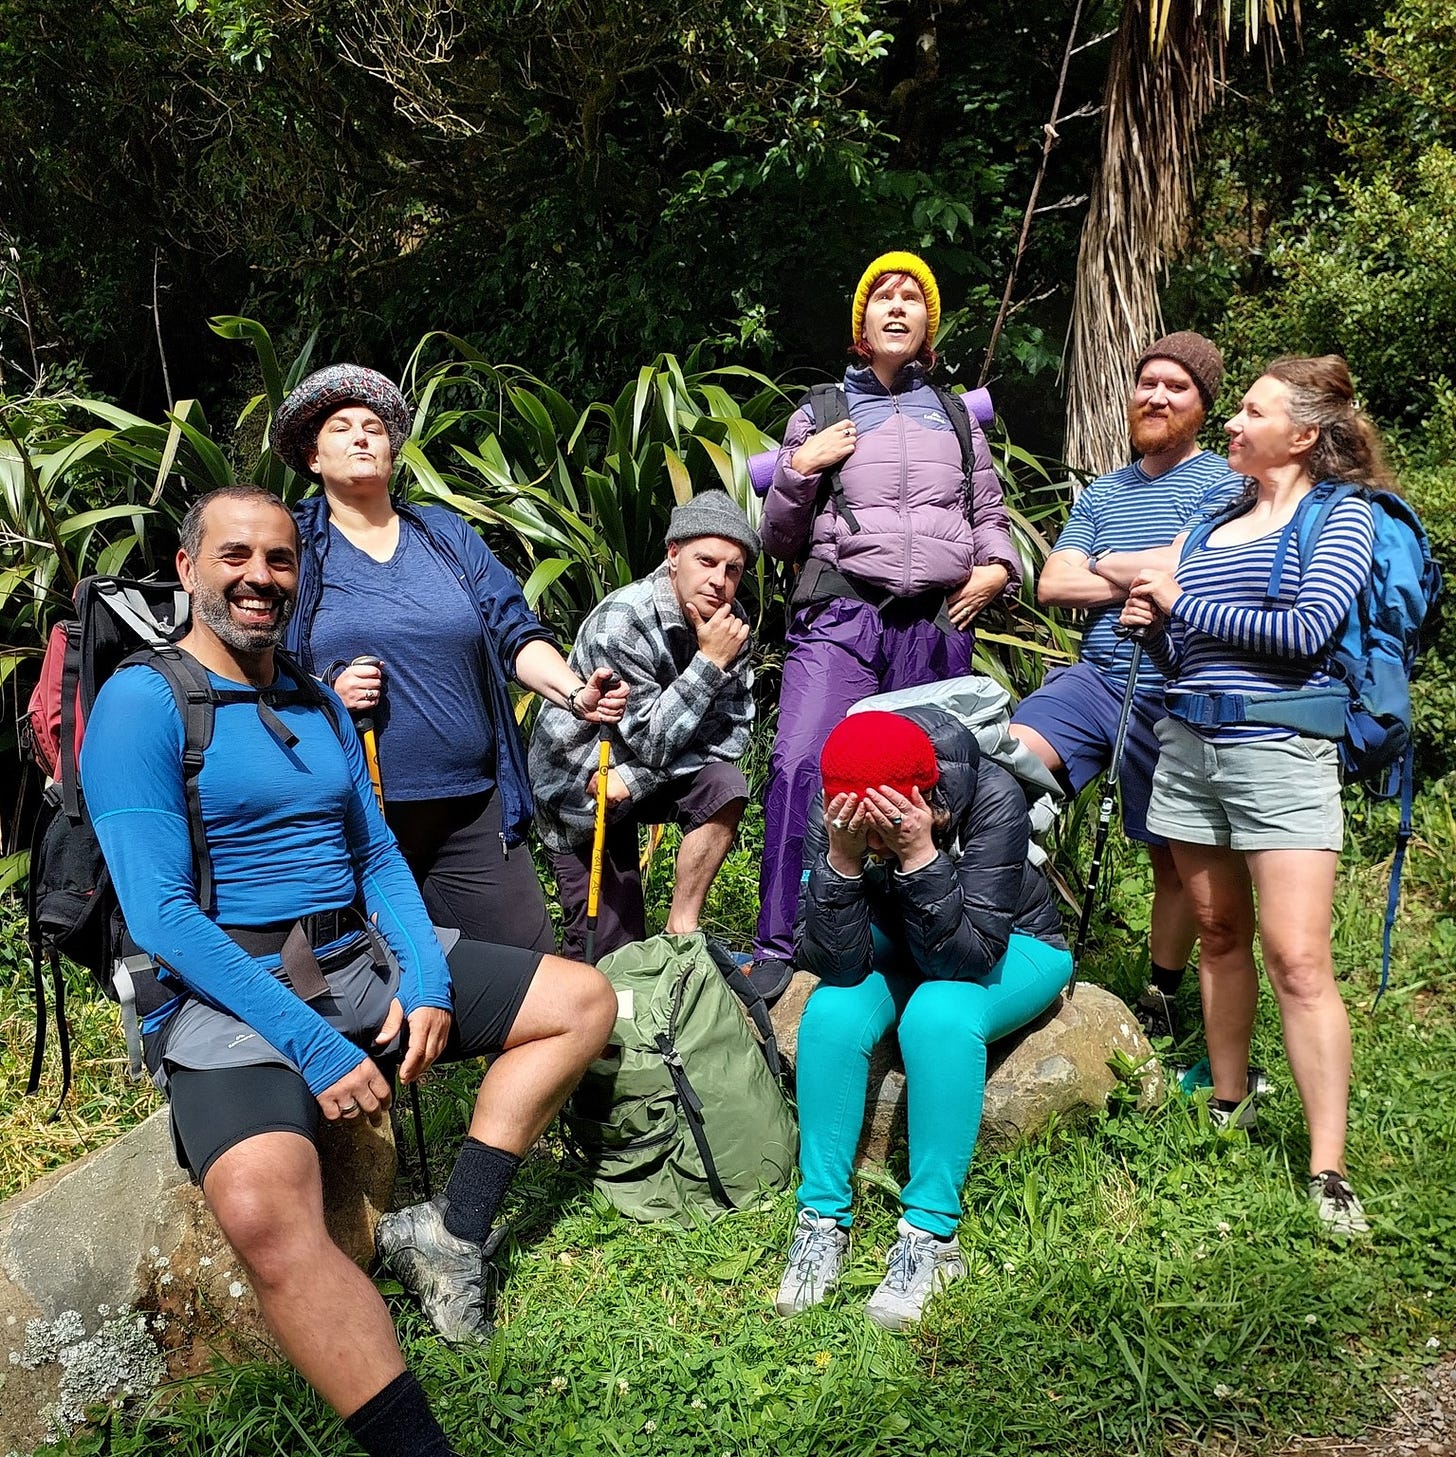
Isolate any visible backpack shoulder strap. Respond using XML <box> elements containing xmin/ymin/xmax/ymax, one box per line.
<box><xmin>1275</xmin><ymin>482</ymin><xmax>1358</xmax><ymax>600</ymax></box>
<box><xmin>125</xmin><ymin>645</ymin><xmax>223</xmax><ymax>913</ymax></box>
<box><xmin>804</xmin><ymin>385</ymin><xmax>860</xmax><ymax>534</ymax></box>
<box><xmin>58</xmin><ymin>622</ymin><xmax>84</xmax><ymax>821</ymax></box>
<box><xmin>931</xmin><ymin>384</ymin><xmax>978</xmax><ymax>531</ymax></box>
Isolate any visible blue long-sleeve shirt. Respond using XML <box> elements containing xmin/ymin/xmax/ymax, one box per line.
<box><xmin>80</xmin><ymin>657</ymin><xmax>453</xmax><ymax>1094</ymax></box>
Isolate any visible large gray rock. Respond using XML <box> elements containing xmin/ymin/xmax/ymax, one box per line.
<box><xmin>0</xmin><ymin>1107</ymin><xmax>396</xmax><ymax>1452</ymax></box>
<box><xmin>769</xmin><ymin>973</ymin><xmax>1162</xmax><ymax>1165</ymax></box>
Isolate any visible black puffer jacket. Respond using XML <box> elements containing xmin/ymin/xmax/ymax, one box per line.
<box><xmin>794</xmin><ymin>706</ymin><xmax>1067</xmax><ymax>987</ymax></box>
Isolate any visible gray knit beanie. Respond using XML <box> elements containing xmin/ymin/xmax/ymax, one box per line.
<box><xmin>665</xmin><ymin>490</ymin><xmax>761</xmax><ymax>567</ymax></box>
<box><xmin>1134</xmin><ymin>331</ymin><xmax>1224</xmax><ymax>408</ymax></box>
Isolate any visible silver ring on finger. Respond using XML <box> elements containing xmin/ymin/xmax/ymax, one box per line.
<box><xmin>831</xmin><ymin>819</ymin><xmax>847</xmax><ymax>830</ymax></box>
<box><xmin>890</xmin><ymin>815</ymin><xmax>904</xmax><ymax>826</ymax></box>
<box><xmin>341</xmin><ymin>1101</ymin><xmax>359</xmax><ymax>1114</ymax></box>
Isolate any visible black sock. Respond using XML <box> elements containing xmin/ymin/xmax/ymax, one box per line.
<box><xmin>442</xmin><ymin>1137</ymin><xmax>520</xmax><ymax>1244</ymax></box>
<box><xmin>1210</xmin><ymin>1097</ymin><xmax>1243</xmax><ymax>1113</ymax></box>
<box><xmin>1150</xmin><ymin>961</ymin><xmax>1186</xmax><ymax>996</ymax></box>
<box><xmin>345</xmin><ymin>1371</ymin><xmax>455</xmax><ymax>1457</ymax></box>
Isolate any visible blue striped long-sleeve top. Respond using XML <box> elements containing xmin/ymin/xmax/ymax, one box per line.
<box><xmin>1145</xmin><ymin>493</ymin><xmax>1375</xmax><ymax>742</ymax></box>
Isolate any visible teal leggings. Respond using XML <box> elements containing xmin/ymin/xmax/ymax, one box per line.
<box><xmin>795</xmin><ymin>933</ymin><xmax>1072</xmax><ymax>1238</ymax></box>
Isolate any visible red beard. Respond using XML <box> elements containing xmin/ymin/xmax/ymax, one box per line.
<box><xmin>1128</xmin><ymin>404</ymin><xmax>1204</xmax><ymax>457</ymax></box>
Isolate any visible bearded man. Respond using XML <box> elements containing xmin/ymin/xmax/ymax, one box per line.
<box><xmin>1009</xmin><ymin>333</ymin><xmax>1240</xmax><ymax>1033</ymax></box>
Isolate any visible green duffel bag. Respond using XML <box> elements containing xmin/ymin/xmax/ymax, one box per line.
<box><xmin>565</xmin><ymin>933</ymin><xmax>798</xmax><ymax>1225</ymax></box>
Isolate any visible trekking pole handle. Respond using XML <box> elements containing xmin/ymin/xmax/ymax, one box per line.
<box><xmin>348</xmin><ymin>655</ymin><xmax>384</xmax><ymax>732</ymax></box>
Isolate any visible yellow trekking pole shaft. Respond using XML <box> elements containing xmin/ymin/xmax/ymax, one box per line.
<box><xmin>585</xmin><ymin>729</ymin><xmax>611</xmax><ymax>965</ymax></box>
<box><xmin>350</xmin><ymin>656</ymin><xmax>387</xmax><ymax>813</ymax></box>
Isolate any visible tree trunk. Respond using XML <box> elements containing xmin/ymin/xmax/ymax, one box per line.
<box><xmin>1062</xmin><ymin>3</ymin><xmax>1218</xmax><ymax>476</ymax></box>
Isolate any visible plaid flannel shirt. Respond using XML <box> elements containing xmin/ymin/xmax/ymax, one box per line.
<box><xmin>528</xmin><ymin>563</ymin><xmax>755</xmax><ymax>852</ymax></box>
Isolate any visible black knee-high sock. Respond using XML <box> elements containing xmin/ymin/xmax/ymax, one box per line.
<box><xmin>1150</xmin><ymin>961</ymin><xmax>1186</xmax><ymax>996</ymax></box>
<box><xmin>345</xmin><ymin>1371</ymin><xmax>455</xmax><ymax>1457</ymax></box>
<box><xmin>442</xmin><ymin>1137</ymin><xmax>520</xmax><ymax>1243</ymax></box>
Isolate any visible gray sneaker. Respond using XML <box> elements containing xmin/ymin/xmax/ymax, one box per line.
<box><xmin>375</xmin><ymin>1196</ymin><xmax>505</xmax><ymax>1342</ymax></box>
<box><xmin>1307</xmin><ymin>1170</ymin><xmax>1371</xmax><ymax>1236</ymax></box>
<box><xmin>774</xmin><ymin>1209</ymin><xmax>849</xmax><ymax>1316</ymax></box>
<box><xmin>864</xmin><ymin>1219</ymin><xmax>967</xmax><ymax>1331</ymax></box>
<box><xmin>1208</xmin><ymin>1096</ymin><xmax>1258</xmax><ymax>1132</ymax></box>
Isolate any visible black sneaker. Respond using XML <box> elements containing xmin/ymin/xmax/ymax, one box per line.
<box><xmin>1134</xmin><ymin>984</ymin><xmax>1176</xmax><ymax>1041</ymax></box>
<box><xmin>376</xmin><ymin>1196</ymin><xmax>505</xmax><ymax>1342</ymax></box>
<box><xmin>746</xmin><ymin>957</ymin><xmax>795</xmax><ymax>1003</ymax></box>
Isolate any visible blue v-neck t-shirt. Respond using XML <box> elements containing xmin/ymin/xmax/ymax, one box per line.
<box><xmin>308</xmin><ymin>521</ymin><xmax>496</xmax><ymax>801</ymax></box>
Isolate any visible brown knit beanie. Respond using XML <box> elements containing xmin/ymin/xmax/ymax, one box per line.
<box><xmin>1133</xmin><ymin>332</ymin><xmax>1224</xmax><ymax>408</ymax></box>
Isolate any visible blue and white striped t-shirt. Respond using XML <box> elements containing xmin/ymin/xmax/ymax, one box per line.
<box><xmin>1147</xmin><ymin>494</ymin><xmax>1375</xmax><ymax>742</ymax></box>
<box><xmin>1055</xmin><ymin>450</ymin><xmax>1240</xmax><ymax>689</ymax></box>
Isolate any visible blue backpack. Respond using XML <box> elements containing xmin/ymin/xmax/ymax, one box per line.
<box><xmin>1179</xmin><ymin>482</ymin><xmax>1443</xmax><ymax>997</ymax></box>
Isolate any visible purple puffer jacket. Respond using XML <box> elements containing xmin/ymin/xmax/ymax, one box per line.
<box><xmin>760</xmin><ymin>364</ymin><xmax>1022</xmax><ymax>598</ymax></box>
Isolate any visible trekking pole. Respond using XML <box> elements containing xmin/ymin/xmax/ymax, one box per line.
<box><xmin>350</xmin><ymin>655</ymin><xmax>387</xmax><ymax>813</ymax></box>
<box><xmin>584</xmin><ymin>724</ymin><xmax>612</xmax><ymax>966</ymax></box>
<box><xmin>1069</xmin><ymin>626</ymin><xmax>1145</xmax><ymax>997</ymax></box>
<box><xmin>347</xmin><ymin>655</ymin><xmax>430</xmax><ymax>1198</ymax></box>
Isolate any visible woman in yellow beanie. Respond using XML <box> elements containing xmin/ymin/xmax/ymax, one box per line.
<box><xmin>746</xmin><ymin>253</ymin><xmax>1022</xmax><ymax>999</ymax></box>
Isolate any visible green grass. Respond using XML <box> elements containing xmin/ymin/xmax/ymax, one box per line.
<box><xmin>5</xmin><ymin>779</ymin><xmax>1456</xmax><ymax>1455</ymax></box>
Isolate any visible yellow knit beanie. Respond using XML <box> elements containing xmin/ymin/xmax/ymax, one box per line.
<box><xmin>851</xmin><ymin>252</ymin><xmax>941</xmax><ymax>345</ymax></box>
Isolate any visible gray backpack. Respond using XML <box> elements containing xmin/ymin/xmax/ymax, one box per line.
<box><xmin>564</xmin><ymin>934</ymin><xmax>798</xmax><ymax>1225</ymax></box>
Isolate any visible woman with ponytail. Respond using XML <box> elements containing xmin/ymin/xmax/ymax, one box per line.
<box><xmin>1120</xmin><ymin>355</ymin><xmax>1381</xmax><ymax>1235</ymax></box>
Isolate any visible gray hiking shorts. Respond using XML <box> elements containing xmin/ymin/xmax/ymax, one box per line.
<box><xmin>147</xmin><ymin>933</ymin><xmax>541</xmax><ymax>1183</ymax></box>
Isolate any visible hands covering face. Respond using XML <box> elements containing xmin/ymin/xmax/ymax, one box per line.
<box><xmin>824</xmin><ymin>784</ymin><xmax>937</xmax><ymax>874</ymax></box>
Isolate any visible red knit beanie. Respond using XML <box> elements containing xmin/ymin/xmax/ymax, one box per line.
<box><xmin>820</xmin><ymin>712</ymin><xmax>940</xmax><ymax>802</ymax></box>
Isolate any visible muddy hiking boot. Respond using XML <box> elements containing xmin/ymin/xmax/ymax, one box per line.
<box><xmin>775</xmin><ymin>1209</ymin><xmax>849</xmax><ymax>1316</ymax></box>
<box><xmin>376</xmin><ymin>1196</ymin><xmax>506</xmax><ymax>1343</ymax></box>
<box><xmin>1307</xmin><ymin>1170</ymin><xmax>1371</xmax><ymax>1236</ymax></box>
<box><xmin>864</xmin><ymin>1220</ymin><xmax>967</xmax><ymax>1331</ymax></box>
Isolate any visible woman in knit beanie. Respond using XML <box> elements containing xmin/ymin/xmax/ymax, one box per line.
<box><xmin>277</xmin><ymin>364</ymin><xmax>628</xmax><ymax>950</ymax></box>
<box><xmin>773</xmin><ymin>707</ymin><xmax>1071</xmax><ymax>1329</ymax></box>
<box><xmin>744</xmin><ymin>252</ymin><xmax>1023</xmax><ymax>1003</ymax></box>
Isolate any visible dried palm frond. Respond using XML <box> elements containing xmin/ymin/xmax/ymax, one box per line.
<box><xmin>1064</xmin><ymin>0</ymin><xmax>1297</xmax><ymax>477</ymax></box>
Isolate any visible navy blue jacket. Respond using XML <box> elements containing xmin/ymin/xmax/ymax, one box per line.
<box><xmin>795</xmin><ymin>706</ymin><xmax>1066</xmax><ymax>986</ymax></box>
<box><xmin>288</xmin><ymin>496</ymin><xmax>552</xmax><ymax>848</ymax></box>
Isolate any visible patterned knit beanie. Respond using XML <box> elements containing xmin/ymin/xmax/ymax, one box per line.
<box><xmin>850</xmin><ymin>252</ymin><xmax>941</xmax><ymax>345</ymax></box>
<box><xmin>1133</xmin><ymin>332</ymin><xmax>1224</xmax><ymax>408</ymax></box>
<box><xmin>273</xmin><ymin>364</ymin><xmax>410</xmax><ymax>475</ymax></box>
<box><xmin>820</xmin><ymin>712</ymin><xmax>940</xmax><ymax>802</ymax></box>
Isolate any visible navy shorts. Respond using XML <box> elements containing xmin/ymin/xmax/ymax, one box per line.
<box><xmin>1010</xmin><ymin>661</ymin><xmax>1166</xmax><ymax>844</ymax></box>
<box><xmin>158</xmin><ymin>937</ymin><xmax>541</xmax><ymax>1184</ymax></box>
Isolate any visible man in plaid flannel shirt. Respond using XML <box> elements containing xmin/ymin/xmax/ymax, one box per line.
<box><xmin>529</xmin><ymin>491</ymin><xmax>758</xmax><ymax>960</ymax></box>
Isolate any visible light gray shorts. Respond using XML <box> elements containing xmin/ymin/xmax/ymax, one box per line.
<box><xmin>1144</xmin><ymin>716</ymin><xmax>1344</xmax><ymax>852</ymax></box>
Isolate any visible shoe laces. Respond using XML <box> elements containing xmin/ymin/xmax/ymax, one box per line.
<box><xmin>1312</xmin><ymin>1169</ymin><xmax>1356</xmax><ymax>1208</ymax></box>
<box><xmin>788</xmin><ymin>1213</ymin><xmax>840</xmax><ymax>1277</ymax></box>
<box><xmin>882</xmin><ymin>1232</ymin><xmax>937</xmax><ymax>1294</ymax></box>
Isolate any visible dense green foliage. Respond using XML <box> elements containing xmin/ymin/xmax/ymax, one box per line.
<box><xmin>0</xmin><ymin>0</ymin><xmax>1103</xmax><ymax>424</ymax></box>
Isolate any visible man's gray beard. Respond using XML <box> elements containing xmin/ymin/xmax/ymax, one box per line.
<box><xmin>191</xmin><ymin>580</ymin><xmax>295</xmax><ymax>653</ymax></box>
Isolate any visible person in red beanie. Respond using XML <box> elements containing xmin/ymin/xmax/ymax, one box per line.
<box><xmin>774</xmin><ymin>708</ymin><xmax>1071</xmax><ymax>1329</ymax></box>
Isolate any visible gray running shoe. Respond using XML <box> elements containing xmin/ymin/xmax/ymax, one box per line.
<box><xmin>864</xmin><ymin>1220</ymin><xmax>967</xmax><ymax>1331</ymax></box>
<box><xmin>375</xmin><ymin>1196</ymin><xmax>505</xmax><ymax>1343</ymax></box>
<box><xmin>1307</xmin><ymin>1170</ymin><xmax>1371</xmax><ymax>1236</ymax></box>
<box><xmin>1208</xmin><ymin>1097</ymin><xmax>1258</xmax><ymax>1132</ymax></box>
<box><xmin>774</xmin><ymin>1209</ymin><xmax>849</xmax><ymax>1316</ymax></box>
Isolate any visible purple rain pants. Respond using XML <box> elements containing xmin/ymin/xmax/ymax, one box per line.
<box><xmin>753</xmin><ymin>596</ymin><xmax>975</xmax><ymax>962</ymax></box>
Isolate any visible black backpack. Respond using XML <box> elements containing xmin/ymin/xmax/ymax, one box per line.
<box><xmin>23</xmin><ymin>576</ymin><xmax>338</xmax><ymax>1113</ymax></box>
